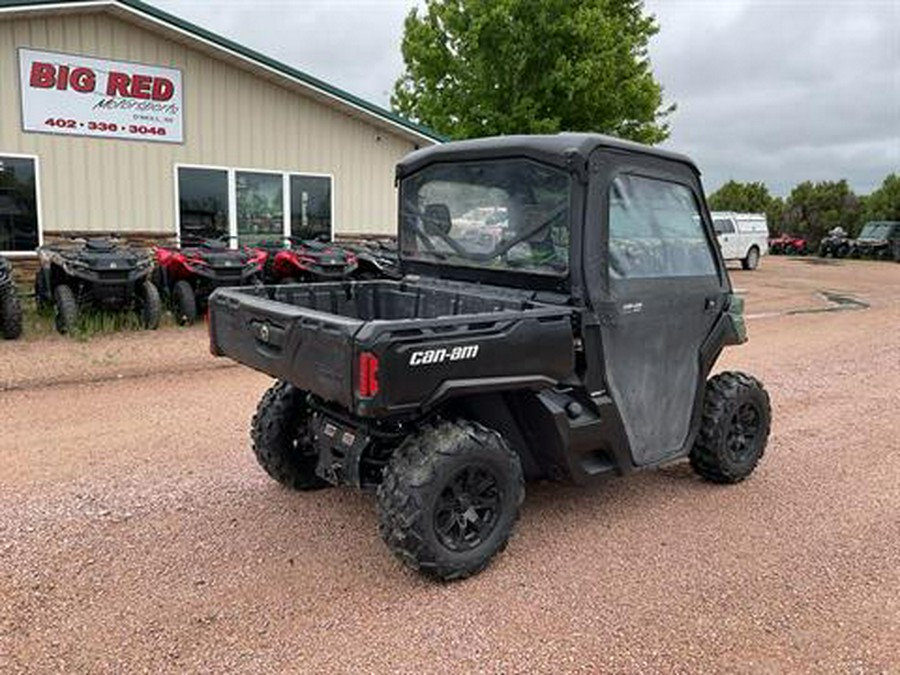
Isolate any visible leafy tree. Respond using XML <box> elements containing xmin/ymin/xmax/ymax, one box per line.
<box><xmin>862</xmin><ymin>173</ymin><xmax>900</xmax><ymax>222</ymax></box>
<box><xmin>707</xmin><ymin>180</ymin><xmax>773</xmax><ymax>214</ymax></box>
<box><xmin>392</xmin><ymin>0</ymin><xmax>673</xmax><ymax>143</ymax></box>
<box><xmin>783</xmin><ymin>180</ymin><xmax>863</xmax><ymax>242</ymax></box>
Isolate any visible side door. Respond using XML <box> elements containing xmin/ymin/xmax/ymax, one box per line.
<box><xmin>713</xmin><ymin>217</ymin><xmax>738</xmax><ymax>259</ymax></box>
<box><xmin>588</xmin><ymin>166</ymin><xmax>728</xmax><ymax>467</ymax></box>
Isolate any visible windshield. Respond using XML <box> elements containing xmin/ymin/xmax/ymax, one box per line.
<box><xmin>858</xmin><ymin>223</ymin><xmax>888</xmax><ymax>240</ymax></box>
<box><xmin>399</xmin><ymin>159</ymin><xmax>570</xmax><ymax>276</ymax></box>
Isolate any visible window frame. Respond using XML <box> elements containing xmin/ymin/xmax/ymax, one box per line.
<box><xmin>0</xmin><ymin>152</ymin><xmax>43</xmax><ymax>257</ymax></box>
<box><xmin>174</xmin><ymin>163</ymin><xmax>334</xmax><ymax>248</ymax></box>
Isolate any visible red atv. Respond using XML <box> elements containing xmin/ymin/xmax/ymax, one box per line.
<box><xmin>262</xmin><ymin>237</ymin><xmax>358</xmax><ymax>284</ymax></box>
<box><xmin>154</xmin><ymin>238</ymin><xmax>268</xmax><ymax>325</ymax></box>
<box><xmin>768</xmin><ymin>233</ymin><xmax>808</xmax><ymax>255</ymax></box>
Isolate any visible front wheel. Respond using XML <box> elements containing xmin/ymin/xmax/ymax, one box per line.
<box><xmin>690</xmin><ymin>372</ymin><xmax>772</xmax><ymax>484</ymax></box>
<box><xmin>136</xmin><ymin>280</ymin><xmax>161</xmax><ymax>330</ymax></box>
<box><xmin>377</xmin><ymin>419</ymin><xmax>524</xmax><ymax>581</ymax></box>
<box><xmin>0</xmin><ymin>283</ymin><xmax>23</xmax><ymax>339</ymax></box>
<box><xmin>53</xmin><ymin>284</ymin><xmax>78</xmax><ymax>335</ymax></box>
<box><xmin>172</xmin><ymin>280</ymin><xmax>197</xmax><ymax>325</ymax></box>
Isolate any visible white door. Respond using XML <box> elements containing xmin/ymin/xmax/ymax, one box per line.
<box><xmin>713</xmin><ymin>218</ymin><xmax>739</xmax><ymax>259</ymax></box>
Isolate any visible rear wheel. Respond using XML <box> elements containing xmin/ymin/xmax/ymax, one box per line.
<box><xmin>172</xmin><ymin>280</ymin><xmax>197</xmax><ymax>325</ymax></box>
<box><xmin>377</xmin><ymin>419</ymin><xmax>524</xmax><ymax>581</ymax></box>
<box><xmin>0</xmin><ymin>283</ymin><xmax>23</xmax><ymax>339</ymax></box>
<box><xmin>690</xmin><ymin>372</ymin><xmax>771</xmax><ymax>484</ymax></box>
<box><xmin>53</xmin><ymin>284</ymin><xmax>78</xmax><ymax>335</ymax></box>
<box><xmin>741</xmin><ymin>246</ymin><xmax>760</xmax><ymax>270</ymax></box>
<box><xmin>136</xmin><ymin>280</ymin><xmax>161</xmax><ymax>330</ymax></box>
<box><xmin>250</xmin><ymin>380</ymin><xmax>329</xmax><ymax>491</ymax></box>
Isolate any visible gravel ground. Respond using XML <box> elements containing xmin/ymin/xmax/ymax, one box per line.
<box><xmin>1</xmin><ymin>257</ymin><xmax>898</xmax><ymax>673</ymax></box>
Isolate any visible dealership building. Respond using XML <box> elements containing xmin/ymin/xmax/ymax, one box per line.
<box><xmin>0</xmin><ymin>0</ymin><xmax>442</xmax><ymax>260</ymax></box>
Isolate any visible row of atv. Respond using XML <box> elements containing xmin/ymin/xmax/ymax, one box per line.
<box><xmin>2</xmin><ymin>236</ymin><xmax>399</xmax><ymax>338</ymax></box>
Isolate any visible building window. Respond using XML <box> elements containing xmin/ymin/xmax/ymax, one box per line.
<box><xmin>177</xmin><ymin>167</ymin><xmax>229</xmax><ymax>243</ymax></box>
<box><xmin>236</xmin><ymin>171</ymin><xmax>283</xmax><ymax>247</ymax></box>
<box><xmin>290</xmin><ymin>175</ymin><xmax>332</xmax><ymax>241</ymax></box>
<box><xmin>176</xmin><ymin>165</ymin><xmax>332</xmax><ymax>247</ymax></box>
<box><xmin>0</xmin><ymin>155</ymin><xmax>40</xmax><ymax>253</ymax></box>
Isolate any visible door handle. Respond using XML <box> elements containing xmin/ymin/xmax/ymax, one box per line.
<box><xmin>704</xmin><ymin>297</ymin><xmax>718</xmax><ymax>311</ymax></box>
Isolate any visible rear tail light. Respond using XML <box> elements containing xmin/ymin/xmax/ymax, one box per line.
<box><xmin>358</xmin><ymin>352</ymin><xmax>379</xmax><ymax>398</ymax></box>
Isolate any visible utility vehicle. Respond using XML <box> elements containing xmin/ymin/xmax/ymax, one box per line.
<box><xmin>818</xmin><ymin>227</ymin><xmax>850</xmax><ymax>258</ymax></box>
<box><xmin>849</xmin><ymin>221</ymin><xmax>900</xmax><ymax>260</ymax></box>
<box><xmin>711</xmin><ymin>212</ymin><xmax>768</xmax><ymax>270</ymax></box>
<box><xmin>35</xmin><ymin>238</ymin><xmax>160</xmax><ymax>334</ymax></box>
<box><xmin>0</xmin><ymin>256</ymin><xmax>23</xmax><ymax>339</ymax></box>
<box><xmin>343</xmin><ymin>238</ymin><xmax>402</xmax><ymax>279</ymax></box>
<box><xmin>261</xmin><ymin>238</ymin><xmax>358</xmax><ymax>284</ymax></box>
<box><xmin>154</xmin><ymin>238</ymin><xmax>268</xmax><ymax>325</ymax></box>
<box><xmin>209</xmin><ymin>134</ymin><xmax>772</xmax><ymax>580</ymax></box>
<box><xmin>768</xmin><ymin>233</ymin><xmax>808</xmax><ymax>256</ymax></box>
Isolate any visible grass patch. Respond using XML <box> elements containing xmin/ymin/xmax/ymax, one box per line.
<box><xmin>17</xmin><ymin>282</ymin><xmax>176</xmax><ymax>341</ymax></box>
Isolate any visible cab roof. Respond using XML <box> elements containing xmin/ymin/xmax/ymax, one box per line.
<box><xmin>396</xmin><ymin>133</ymin><xmax>700</xmax><ymax>178</ymax></box>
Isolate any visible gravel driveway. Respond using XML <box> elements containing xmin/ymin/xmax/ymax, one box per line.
<box><xmin>1</xmin><ymin>257</ymin><xmax>898</xmax><ymax>673</ymax></box>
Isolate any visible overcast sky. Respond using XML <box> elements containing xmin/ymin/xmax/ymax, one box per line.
<box><xmin>154</xmin><ymin>0</ymin><xmax>899</xmax><ymax>197</ymax></box>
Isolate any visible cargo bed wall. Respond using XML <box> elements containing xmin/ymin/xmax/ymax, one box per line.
<box><xmin>256</xmin><ymin>280</ymin><xmax>540</xmax><ymax>321</ymax></box>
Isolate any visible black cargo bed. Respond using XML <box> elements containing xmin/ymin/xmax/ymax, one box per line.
<box><xmin>209</xmin><ymin>280</ymin><xmax>575</xmax><ymax>416</ymax></box>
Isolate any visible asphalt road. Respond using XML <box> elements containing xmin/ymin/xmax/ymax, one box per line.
<box><xmin>1</xmin><ymin>257</ymin><xmax>898</xmax><ymax>673</ymax></box>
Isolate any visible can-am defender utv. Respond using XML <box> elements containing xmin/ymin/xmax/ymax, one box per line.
<box><xmin>35</xmin><ymin>238</ymin><xmax>160</xmax><ymax>334</ymax></box>
<box><xmin>0</xmin><ymin>256</ymin><xmax>23</xmax><ymax>339</ymax></box>
<box><xmin>849</xmin><ymin>221</ymin><xmax>900</xmax><ymax>260</ymax></box>
<box><xmin>154</xmin><ymin>237</ymin><xmax>268</xmax><ymax>325</ymax></box>
<box><xmin>209</xmin><ymin>134</ymin><xmax>772</xmax><ymax>581</ymax></box>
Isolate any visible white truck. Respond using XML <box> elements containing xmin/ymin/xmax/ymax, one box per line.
<box><xmin>711</xmin><ymin>212</ymin><xmax>769</xmax><ymax>270</ymax></box>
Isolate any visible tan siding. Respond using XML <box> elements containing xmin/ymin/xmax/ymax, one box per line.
<box><xmin>0</xmin><ymin>11</ymin><xmax>425</xmax><ymax>240</ymax></box>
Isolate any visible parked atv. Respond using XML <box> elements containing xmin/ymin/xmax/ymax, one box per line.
<box><xmin>0</xmin><ymin>256</ymin><xmax>23</xmax><ymax>339</ymax></box>
<box><xmin>768</xmin><ymin>233</ymin><xmax>808</xmax><ymax>255</ymax></box>
<box><xmin>154</xmin><ymin>238</ymin><xmax>268</xmax><ymax>325</ymax></box>
<box><xmin>35</xmin><ymin>238</ymin><xmax>160</xmax><ymax>334</ymax></box>
<box><xmin>849</xmin><ymin>221</ymin><xmax>900</xmax><ymax>260</ymax></box>
<box><xmin>818</xmin><ymin>227</ymin><xmax>850</xmax><ymax>258</ymax></box>
<box><xmin>209</xmin><ymin>134</ymin><xmax>772</xmax><ymax>581</ymax></box>
<box><xmin>262</xmin><ymin>237</ymin><xmax>358</xmax><ymax>284</ymax></box>
<box><xmin>343</xmin><ymin>238</ymin><xmax>401</xmax><ymax>279</ymax></box>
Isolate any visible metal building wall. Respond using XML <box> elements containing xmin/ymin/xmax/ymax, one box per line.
<box><xmin>0</xmin><ymin>10</ymin><xmax>422</xmax><ymax>238</ymax></box>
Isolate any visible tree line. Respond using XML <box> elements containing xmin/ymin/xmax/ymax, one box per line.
<box><xmin>707</xmin><ymin>175</ymin><xmax>899</xmax><ymax>242</ymax></box>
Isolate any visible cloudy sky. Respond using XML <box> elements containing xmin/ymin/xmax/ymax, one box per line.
<box><xmin>154</xmin><ymin>0</ymin><xmax>899</xmax><ymax>197</ymax></box>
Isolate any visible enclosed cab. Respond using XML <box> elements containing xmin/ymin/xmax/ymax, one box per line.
<box><xmin>711</xmin><ymin>211</ymin><xmax>769</xmax><ymax>270</ymax></box>
<box><xmin>210</xmin><ymin>134</ymin><xmax>772</xmax><ymax>581</ymax></box>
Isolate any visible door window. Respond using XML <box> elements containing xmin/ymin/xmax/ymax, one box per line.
<box><xmin>0</xmin><ymin>155</ymin><xmax>39</xmax><ymax>252</ymax></box>
<box><xmin>608</xmin><ymin>175</ymin><xmax>717</xmax><ymax>279</ymax></box>
<box><xmin>713</xmin><ymin>218</ymin><xmax>735</xmax><ymax>234</ymax></box>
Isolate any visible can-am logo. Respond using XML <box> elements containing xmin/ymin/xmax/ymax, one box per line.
<box><xmin>409</xmin><ymin>345</ymin><xmax>480</xmax><ymax>366</ymax></box>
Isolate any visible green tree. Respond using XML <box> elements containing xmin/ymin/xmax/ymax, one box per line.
<box><xmin>783</xmin><ymin>179</ymin><xmax>862</xmax><ymax>242</ymax></box>
<box><xmin>862</xmin><ymin>173</ymin><xmax>900</xmax><ymax>222</ymax></box>
<box><xmin>708</xmin><ymin>180</ymin><xmax>773</xmax><ymax>214</ymax></box>
<box><xmin>392</xmin><ymin>0</ymin><xmax>673</xmax><ymax>143</ymax></box>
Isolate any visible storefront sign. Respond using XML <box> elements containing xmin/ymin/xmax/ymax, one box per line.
<box><xmin>18</xmin><ymin>48</ymin><xmax>183</xmax><ymax>143</ymax></box>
